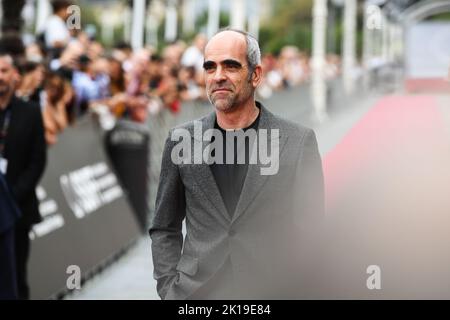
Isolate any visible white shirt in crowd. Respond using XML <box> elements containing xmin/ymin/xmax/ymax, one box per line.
<box><xmin>45</xmin><ymin>15</ymin><xmax>70</xmax><ymax>48</ymax></box>
<box><xmin>181</xmin><ymin>46</ymin><xmax>204</xmax><ymax>73</ymax></box>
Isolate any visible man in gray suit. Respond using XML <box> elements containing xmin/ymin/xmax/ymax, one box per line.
<box><xmin>149</xmin><ymin>28</ymin><xmax>324</xmax><ymax>300</ymax></box>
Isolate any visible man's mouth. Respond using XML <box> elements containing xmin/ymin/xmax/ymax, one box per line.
<box><xmin>212</xmin><ymin>88</ymin><xmax>231</xmax><ymax>93</ymax></box>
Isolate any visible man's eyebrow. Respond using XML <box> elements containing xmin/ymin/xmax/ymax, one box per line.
<box><xmin>222</xmin><ymin>59</ymin><xmax>242</xmax><ymax>67</ymax></box>
<box><xmin>203</xmin><ymin>59</ymin><xmax>243</xmax><ymax>69</ymax></box>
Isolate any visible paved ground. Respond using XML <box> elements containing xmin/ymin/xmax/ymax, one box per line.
<box><xmin>65</xmin><ymin>82</ymin><xmax>382</xmax><ymax>300</ymax></box>
<box><xmin>66</xmin><ymin>237</ymin><xmax>158</xmax><ymax>300</ymax></box>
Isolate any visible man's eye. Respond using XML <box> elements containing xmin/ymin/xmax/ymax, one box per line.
<box><xmin>203</xmin><ymin>62</ymin><xmax>216</xmax><ymax>71</ymax></box>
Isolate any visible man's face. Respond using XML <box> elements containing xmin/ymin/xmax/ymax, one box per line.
<box><xmin>203</xmin><ymin>31</ymin><xmax>256</xmax><ymax>112</ymax></box>
<box><xmin>59</xmin><ymin>7</ymin><xmax>71</xmax><ymax>21</ymax></box>
<box><xmin>0</xmin><ymin>57</ymin><xmax>17</xmax><ymax>97</ymax></box>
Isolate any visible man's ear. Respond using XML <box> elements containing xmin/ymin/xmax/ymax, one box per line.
<box><xmin>251</xmin><ymin>65</ymin><xmax>263</xmax><ymax>88</ymax></box>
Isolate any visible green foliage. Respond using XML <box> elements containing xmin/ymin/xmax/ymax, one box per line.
<box><xmin>155</xmin><ymin>9</ymin><xmax>231</xmax><ymax>53</ymax></box>
<box><xmin>259</xmin><ymin>0</ymin><xmax>314</xmax><ymax>54</ymax></box>
<box><xmin>78</xmin><ymin>5</ymin><xmax>104</xmax><ymax>43</ymax></box>
<box><xmin>426</xmin><ymin>12</ymin><xmax>450</xmax><ymax>21</ymax></box>
<box><xmin>194</xmin><ymin>10</ymin><xmax>230</xmax><ymax>32</ymax></box>
<box><xmin>260</xmin><ymin>0</ymin><xmax>364</xmax><ymax>59</ymax></box>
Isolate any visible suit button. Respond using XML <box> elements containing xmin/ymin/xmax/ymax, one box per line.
<box><xmin>228</xmin><ymin>230</ymin><xmax>236</xmax><ymax>237</ymax></box>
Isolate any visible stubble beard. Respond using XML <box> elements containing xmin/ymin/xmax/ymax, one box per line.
<box><xmin>0</xmin><ymin>80</ymin><xmax>9</xmax><ymax>96</ymax></box>
<box><xmin>208</xmin><ymin>91</ymin><xmax>238</xmax><ymax>113</ymax></box>
<box><xmin>208</xmin><ymin>81</ymin><xmax>253</xmax><ymax>113</ymax></box>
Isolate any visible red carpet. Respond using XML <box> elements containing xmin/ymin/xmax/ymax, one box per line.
<box><xmin>316</xmin><ymin>95</ymin><xmax>450</xmax><ymax>298</ymax></box>
<box><xmin>323</xmin><ymin>95</ymin><xmax>450</xmax><ymax>211</ymax></box>
<box><xmin>405</xmin><ymin>78</ymin><xmax>450</xmax><ymax>94</ymax></box>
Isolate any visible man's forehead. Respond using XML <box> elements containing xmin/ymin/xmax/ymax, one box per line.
<box><xmin>204</xmin><ymin>31</ymin><xmax>247</xmax><ymax>61</ymax></box>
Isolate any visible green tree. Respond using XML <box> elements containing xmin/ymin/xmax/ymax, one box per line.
<box><xmin>259</xmin><ymin>0</ymin><xmax>313</xmax><ymax>54</ymax></box>
<box><xmin>260</xmin><ymin>0</ymin><xmax>364</xmax><ymax>59</ymax></box>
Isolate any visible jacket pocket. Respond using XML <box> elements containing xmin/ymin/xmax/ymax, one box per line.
<box><xmin>176</xmin><ymin>255</ymin><xmax>198</xmax><ymax>276</ymax></box>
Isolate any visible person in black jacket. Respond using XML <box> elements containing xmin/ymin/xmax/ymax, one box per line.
<box><xmin>0</xmin><ymin>51</ymin><xmax>46</xmax><ymax>299</ymax></box>
<box><xmin>0</xmin><ymin>171</ymin><xmax>21</xmax><ymax>300</ymax></box>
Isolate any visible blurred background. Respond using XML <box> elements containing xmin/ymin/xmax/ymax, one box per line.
<box><xmin>0</xmin><ymin>0</ymin><xmax>450</xmax><ymax>299</ymax></box>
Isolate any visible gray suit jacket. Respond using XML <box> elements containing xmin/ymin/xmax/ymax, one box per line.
<box><xmin>149</xmin><ymin>104</ymin><xmax>324</xmax><ymax>299</ymax></box>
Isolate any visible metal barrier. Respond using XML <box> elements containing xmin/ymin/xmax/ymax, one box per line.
<box><xmin>29</xmin><ymin>115</ymin><xmax>141</xmax><ymax>299</ymax></box>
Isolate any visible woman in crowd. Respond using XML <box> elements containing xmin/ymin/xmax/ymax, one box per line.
<box><xmin>42</xmin><ymin>71</ymin><xmax>72</xmax><ymax>145</ymax></box>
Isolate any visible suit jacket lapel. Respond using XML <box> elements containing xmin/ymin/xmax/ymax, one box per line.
<box><xmin>188</xmin><ymin>111</ymin><xmax>230</xmax><ymax>221</ymax></box>
<box><xmin>231</xmin><ymin>105</ymin><xmax>288</xmax><ymax>224</ymax></box>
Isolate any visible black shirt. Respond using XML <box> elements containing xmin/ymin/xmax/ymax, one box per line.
<box><xmin>210</xmin><ymin>104</ymin><xmax>261</xmax><ymax>217</ymax></box>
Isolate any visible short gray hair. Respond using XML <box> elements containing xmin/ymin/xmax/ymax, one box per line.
<box><xmin>215</xmin><ymin>27</ymin><xmax>261</xmax><ymax>72</ymax></box>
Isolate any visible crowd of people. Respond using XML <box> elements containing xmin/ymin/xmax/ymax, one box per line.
<box><xmin>5</xmin><ymin>0</ymin><xmax>343</xmax><ymax>147</ymax></box>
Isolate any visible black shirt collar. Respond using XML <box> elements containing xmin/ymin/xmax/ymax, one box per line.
<box><xmin>215</xmin><ymin>102</ymin><xmax>261</xmax><ymax>132</ymax></box>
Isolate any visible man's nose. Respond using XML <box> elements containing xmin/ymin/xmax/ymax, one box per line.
<box><xmin>212</xmin><ymin>66</ymin><xmax>227</xmax><ymax>82</ymax></box>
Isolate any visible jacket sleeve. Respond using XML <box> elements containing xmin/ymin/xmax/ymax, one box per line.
<box><xmin>149</xmin><ymin>131</ymin><xmax>186</xmax><ymax>300</ymax></box>
<box><xmin>11</xmin><ymin>103</ymin><xmax>47</xmax><ymax>202</ymax></box>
